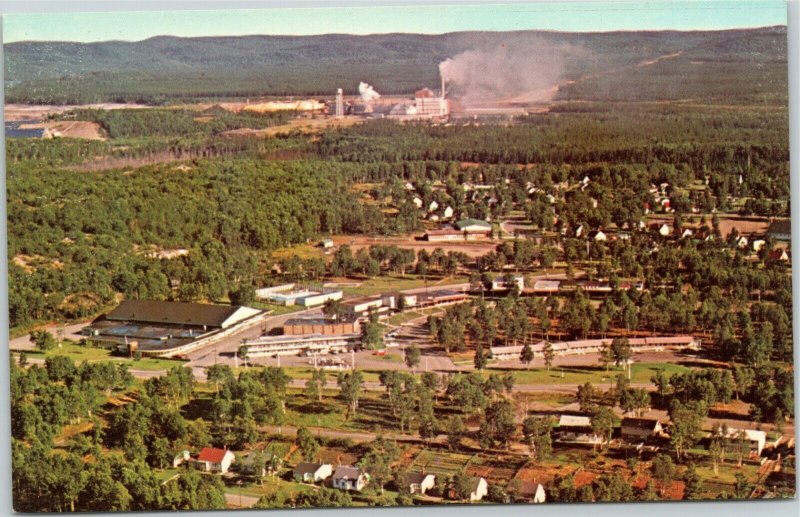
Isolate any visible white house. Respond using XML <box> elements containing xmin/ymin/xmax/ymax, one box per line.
<box><xmin>194</xmin><ymin>447</ymin><xmax>235</xmax><ymax>474</ymax></box>
<box><xmin>658</xmin><ymin>224</ymin><xmax>671</xmax><ymax>237</ymax></box>
<box><xmin>332</xmin><ymin>465</ymin><xmax>369</xmax><ymax>491</ymax></box>
<box><xmin>293</xmin><ymin>462</ymin><xmax>333</xmax><ymax>483</ymax></box>
<box><xmin>469</xmin><ymin>477</ymin><xmax>489</xmax><ymax>501</ymax></box>
<box><xmin>736</xmin><ymin>236</ymin><xmax>749</xmax><ymax>249</ymax></box>
<box><xmin>412</xmin><ymin>196</ymin><xmax>423</xmax><ymax>208</ymax></box>
<box><xmin>592</xmin><ymin>230</ymin><xmax>607</xmax><ymax>242</ymax></box>
<box><xmin>492</xmin><ymin>275</ymin><xmax>525</xmax><ymax>291</ymax></box>
<box><xmin>403</xmin><ymin>472</ymin><xmax>436</xmax><ymax>495</ymax></box>
<box><xmin>718</xmin><ymin>428</ymin><xmax>767</xmax><ymax>457</ymax></box>
<box><xmin>443</xmin><ymin>206</ymin><xmax>454</xmax><ymax>219</ymax></box>
<box><xmin>428</xmin><ymin>200</ymin><xmax>439</xmax><ymax>213</ymax></box>
<box><xmin>529</xmin><ymin>483</ymin><xmax>546</xmax><ymax>503</ymax></box>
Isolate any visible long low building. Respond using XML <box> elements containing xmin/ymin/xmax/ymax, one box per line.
<box><xmin>283</xmin><ymin>317</ymin><xmax>360</xmax><ymax>336</ymax></box>
<box><xmin>256</xmin><ymin>284</ymin><xmax>343</xmax><ymax>307</ymax></box>
<box><xmin>490</xmin><ymin>335</ymin><xmax>700</xmax><ymax>360</ymax></box>
<box><xmin>82</xmin><ymin>300</ymin><xmax>264</xmax><ymax>357</ymax></box>
<box><xmin>241</xmin><ymin>333</ymin><xmax>361</xmax><ymax>357</ymax></box>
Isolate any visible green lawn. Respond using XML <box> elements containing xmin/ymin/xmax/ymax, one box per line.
<box><xmin>695</xmin><ymin>463</ymin><xmax>759</xmax><ymax>485</ymax></box>
<box><xmin>385</xmin><ymin>311</ymin><xmax>426</xmax><ymax>326</ymax></box>
<box><xmin>482</xmin><ymin>362</ymin><xmax>691</xmax><ymax>386</ymax></box>
<box><xmin>22</xmin><ymin>342</ymin><xmax>186</xmax><ymax>371</ymax></box>
<box><xmin>341</xmin><ymin>274</ymin><xmax>469</xmax><ymax>297</ymax></box>
<box><xmin>155</xmin><ymin>468</ymin><xmax>181</xmax><ymax>483</ymax></box>
<box><xmin>234</xmin><ymin>476</ymin><xmax>315</xmax><ymax>500</ymax></box>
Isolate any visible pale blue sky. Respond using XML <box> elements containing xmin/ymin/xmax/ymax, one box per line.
<box><xmin>2</xmin><ymin>1</ymin><xmax>788</xmax><ymax>43</ymax></box>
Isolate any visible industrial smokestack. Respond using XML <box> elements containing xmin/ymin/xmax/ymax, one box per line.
<box><xmin>335</xmin><ymin>88</ymin><xmax>344</xmax><ymax>118</ymax></box>
<box><xmin>441</xmin><ymin>75</ymin><xmax>446</xmax><ymax>98</ymax></box>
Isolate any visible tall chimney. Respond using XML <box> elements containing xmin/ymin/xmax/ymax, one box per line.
<box><xmin>440</xmin><ymin>75</ymin><xmax>446</xmax><ymax>98</ymax></box>
<box><xmin>335</xmin><ymin>88</ymin><xmax>344</xmax><ymax>118</ymax></box>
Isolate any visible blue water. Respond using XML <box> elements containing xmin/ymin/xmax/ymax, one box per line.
<box><xmin>5</xmin><ymin>121</ymin><xmax>44</xmax><ymax>138</ymax></box>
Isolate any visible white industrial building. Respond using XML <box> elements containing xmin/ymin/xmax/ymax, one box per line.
<box><xmin>241</xmin><ymin>333</ymin><xmax>361</xmax><ymax>357</ymax></box>
<box><xmin>256</xmin><ymin>284</ymin><xmax>343</xmax><ymax>307</ymax></box>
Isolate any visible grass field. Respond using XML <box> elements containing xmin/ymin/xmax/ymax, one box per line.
<box><xmin>385</xmin><ymin>311</ymin><xmax>426</xmax><ymax>326</ymax></box>
<box><xmin>22</xmin><ymin>342</ymin><xmax>186</xmax><ymax>371</ymax></box>
<box><xmin>341</xmin><ymin>274</ymin><xmax>469</xmax><ymax>297</ymax></box>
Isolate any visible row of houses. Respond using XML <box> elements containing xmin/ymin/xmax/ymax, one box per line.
<box><xmin>291</xmin><ymin>463</ymin><xmax>499</xmax><ymax>501</ymax></box>
<box><xmin>554</xmin><ymin>415</ymin><xmax>768</xmax><ymax>457</ymax></box>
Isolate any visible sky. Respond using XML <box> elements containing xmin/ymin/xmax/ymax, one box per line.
<box><xmin>2</xmin><ymin>1</ymin><xmax>789</xmax><ymax>43</ymax></box>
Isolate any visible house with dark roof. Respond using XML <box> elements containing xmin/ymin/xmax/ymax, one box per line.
<box><xmin>621</xmin><ymin>417</ymin><xmax>663</xmax><ymax>441</ymax></box>
<box><xmin>81</xmin><ymin>300</ymin><xmax>264</xmax><ymax>357</ymax></box>
<box><xmin>400</xmin><ymin>472</ymin><xmax>436</xmax><ymax>495</ymax></box>
<box><xmin>768</xmin><ymin>219</ymin><xmax>791</xmax><ymax>241</ymax></box>
<box><xmin>332</xmin><ymin>465</ymin><xmax>369</xmax><ymax>491</ymax></box>
<box><xmin>193</xmin><ymin>447</ymin><xmax>235</xmax><ymax>473</ymax></box>
<box><xmin>510</xmin><ymin>480</ymin><xmax>546</xmax><ymax>503</ymax></box>
<box><xmin>105</xmin><ymin>300</ymin><xmax>260</xmax><ymax>329</ymax></box>
<box><xmin>293</xmin><ymin>462</ymin><xmax>333</xmax><ymax>483</ymax></box>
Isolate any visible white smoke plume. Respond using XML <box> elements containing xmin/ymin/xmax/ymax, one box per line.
<box><xmin>358</xmin><ymin>81</ymin><xmax>381</xmax><ymax>103</ymax></box>
<box><xmin>439</xmin><ymin>40</ymin><xmax>576</xmax><ymax>105</ymax></box>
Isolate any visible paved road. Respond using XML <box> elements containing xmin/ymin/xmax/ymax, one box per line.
<box><xmin>9</xmin><ymin>321</ymin><xmax>90</xmax><ymax>351</ymax></box>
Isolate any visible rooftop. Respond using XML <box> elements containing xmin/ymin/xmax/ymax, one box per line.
<box><xmin>333</xmin><ymin>465</ymin><xmax>362</xmax><ymax>480</ymax></box>
<box><xmin>105</xmin><ymin>300</ymin><xmax>257</xmax><ymax>328</ymax></box>
<box><xmin>558</xmin><ymin>415</ymin><xmax>593</xmax><ymax>427</ymax></box>
<box><xmin>294</xmin><ymin>462</ymin><xmax>327</xmax><ymax>475</ymax></box>
<box><xmin>621</xmin><ymin>417</ymin><xmax>661</xmax><ymax>431</ymax></box>
<box><xmin>456</xmin><ymin>218</ymin><xmax>492</xmax><ymax>230</ymax></box>
<box><xmin>197</xmin><ymin>447</ymin><xmax>230</xmax><ymax>463</ymax></box>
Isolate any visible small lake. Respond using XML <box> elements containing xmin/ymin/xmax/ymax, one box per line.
<box><xmin>5</xmin><ymin>121</ymin><xmax>44</xmax><ymax>138</ymax></box>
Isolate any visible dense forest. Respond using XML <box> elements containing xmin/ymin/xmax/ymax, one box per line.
<box><xmin>5</xmin><ymin>27</ymin><xmax>786</xmax><ymax>104</ymax></box>
<box><xmin>6</xmin><ymin>95</ymin><xmax>790</xmax><ymax>331</ymax></box>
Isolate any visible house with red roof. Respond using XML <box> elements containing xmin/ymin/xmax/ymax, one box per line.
<box><xmin>193</xmin><ymin>447</ymin><xmax>236</xmax><ymax>474</ymax></box>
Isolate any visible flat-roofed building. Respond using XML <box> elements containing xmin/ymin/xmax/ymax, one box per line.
<box><xmin>283</xmin><ymin>317</ymin><xmax>360</xmax><ymax>336</ymax></box>
<box><xmin>241</xmin><ymin>333</ymin><xmax>361</xmax><ymax>357</ymax></box>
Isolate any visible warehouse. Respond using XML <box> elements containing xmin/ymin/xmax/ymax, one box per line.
<box><xmin>81</xmin><ymin>300</ymin><xmax>264</xmax><ymax>357</ymax></box>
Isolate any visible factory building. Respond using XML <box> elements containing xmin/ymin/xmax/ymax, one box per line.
<box><xmin>414</xmin><ymin>88</ymin><xmax>449</xmax><ymax>117</ymax></box>
<box><xmin>81</xmin><ymin>300</ymin><xmax>264</xmax><ymax>357</ymax></box>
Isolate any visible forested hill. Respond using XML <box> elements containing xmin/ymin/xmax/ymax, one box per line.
<box><xmin>4</xmin><ymin>26</ymin><xmax>787</xmax><ymax>104</ymax></box>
